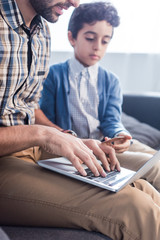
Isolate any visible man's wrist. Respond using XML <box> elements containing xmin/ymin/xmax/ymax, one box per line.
<box><xmin>62</xmin><ymin>129</ymin><xmax>77</xmax><ymax>137</ymax></box>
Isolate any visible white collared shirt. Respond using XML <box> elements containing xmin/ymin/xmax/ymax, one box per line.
<box><xmin>68</xmin><ymin>57</ymin><xmax>103</xmax><ymax>140</ymax></box>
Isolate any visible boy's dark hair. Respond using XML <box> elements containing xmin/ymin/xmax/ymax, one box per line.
<box><xmin>68</xmin><ymin>1</ymin><xmax>120</xmax><ymax>39</ymax></box>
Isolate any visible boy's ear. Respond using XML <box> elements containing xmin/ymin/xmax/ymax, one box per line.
<box><xmin>68</xmin><ymin>31</ymin><xmax>75</xmax><ymax>47</ymax></box>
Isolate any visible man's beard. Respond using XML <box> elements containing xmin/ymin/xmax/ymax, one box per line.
<box><xmin>29</xmin><ymin>0</ymin><xmax>59</xmax><ymax>23</ymax></box>
<box><xmin>40</xmin><ymin>7</ymin><xmax>59</xmax><ymax>23</ymax></box>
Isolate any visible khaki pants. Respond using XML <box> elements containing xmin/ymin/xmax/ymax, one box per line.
<box><xmin>0</xmin><ymin>148</ymin><xmax>160</xmax><ymax>240</ymax></box>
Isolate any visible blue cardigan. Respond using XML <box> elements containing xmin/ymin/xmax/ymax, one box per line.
<box><xmin>40</xmin><ymin>61</ymin><xmax>127</xmax><ymax>138</ymax></box>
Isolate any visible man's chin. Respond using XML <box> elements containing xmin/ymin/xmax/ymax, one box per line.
<box><xmin>43</xmin><ymin>15</ymin><xmax>59</xmax><ymax>23</ymax></box>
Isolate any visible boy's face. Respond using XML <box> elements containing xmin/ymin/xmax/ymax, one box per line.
<box><xmin>68</xmin><ymin>21</ymin><xmax>113</xmax><ymax>67</ymax></box>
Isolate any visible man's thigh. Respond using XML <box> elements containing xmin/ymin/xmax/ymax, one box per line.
<box><xmin>10</xmin><ymin>147</ymin><xmax>57</xmax><ymax>163</ymax></box>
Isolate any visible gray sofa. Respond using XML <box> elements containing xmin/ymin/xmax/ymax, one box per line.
<box><xmin>122</xmin><ymin>92</ymin><xmax>160</xmax><ymax>150</ymax></box>
<box><xmin>1</xmin><ymin>92</ymin><xmax>160</xmax><ymax>240</ymax></box>
<box><xmin>123</xmin><ymin>92</ymin><xmax>160</xmax><ymax>131</ymax></box>
<box><xmin>0</xmin><ymin>227</ymin><xmax>111</xmax><ymax>240</ymax></box>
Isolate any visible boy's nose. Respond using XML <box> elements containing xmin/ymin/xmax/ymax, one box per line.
<box><xmin>93</xmin><ymin>41</ymin><xmax>101</xmax><ymax>51</ymax></box>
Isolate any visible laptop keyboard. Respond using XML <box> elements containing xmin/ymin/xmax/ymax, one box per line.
<box><xmin>76</xmin><ymin>168</ymin><xmax>120</xmax><ymax>183</ymax></box>
<box><xmin>75</xmin><ymin>167</ymin><xmax>133</xmax><ymax>187</ymax></box>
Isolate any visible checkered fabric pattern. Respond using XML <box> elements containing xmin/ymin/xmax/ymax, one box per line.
<box><xmin>68</xmin><ymin>57</ymin><xmax>103</xmax><ymax>139</ymax></box>
<box><xmin>0</xmin><ymin>0</ymin><xmax>50</xmax><ymax>126</ymax></box>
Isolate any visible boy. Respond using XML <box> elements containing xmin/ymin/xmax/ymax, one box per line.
<box><xmin>40</xmin><ymin>1</ymin><xmax>160</xmax><ymax>191</ymax></box>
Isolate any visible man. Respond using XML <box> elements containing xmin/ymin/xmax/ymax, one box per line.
<box><xmin>0</xmin><ymin>1</ymin><xmax>159</xmax><ymax>239</ymax></box>
<box><xmin>0</xmin><ymin>0</ymin><xmax>119</xmax><ymax>177</ymax></box>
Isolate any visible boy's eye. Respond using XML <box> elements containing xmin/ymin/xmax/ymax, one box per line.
<box><xmin>85</xmin><ymin>37</ymin><xmax>95</xmax><ymax>42</ymax></box>
<box><xmin>102</xmin><ymin>40</ymin><xmax>109</xmax><ymax>45</ymax></box>
<box><xmin>85</xmin><ymin>38</ymin><xmax>110</xmax><ymax>45</ymax></box>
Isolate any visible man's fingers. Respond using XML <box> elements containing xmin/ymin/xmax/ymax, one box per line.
<box><xmin>82</xmin><ymin>155</ymin><xmax>100</xmax><ymax>176</ymax></box>
<box><xmin>115</xmin><ymin>161</ymin><xmax>121</xmax><ymax>171</ymax></box>
<box><xmin>107</xmin><ymin>147</ymin><xmax>120</xmax><ymax>171</ymax></box>
<box><xmin>92</xmin><ymin>146</ymin><xmax>111</xmax><ymax>173</ymax></box>
<box><xmin>91</xmin><ymin>158</ymin><xmax>107</xmax><ymax>177</ymax></box>
<box><xmin>68</xmin><ymin>138</ymin><xmax>120</xmax><ymax>177</ymax></box>
<box><xmin>69</xmin><ymin>149</ymin><xmax>100</xmax><ymax>177</ymax></box>
<box><xmin>71</xmin><ymin>157</ymin><xmax>87</xmax><ymax>176</ymax></box>
<box><xmin>72</xmin><ymin>150</ymin><xmax>106</xmax><ymax>177</ymax></box>
<box><xmin>100</xmin><ymin>142</ymin><xmax>120</xmax><ymax>171</ymax></box>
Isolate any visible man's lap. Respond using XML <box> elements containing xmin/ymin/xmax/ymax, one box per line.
<box><xmin>0</xmin><ymin>155</ymin><xmax>159</xmax><ymax>240</ymax></box>
<box><xmin>5</xmin><ymin>144</ymin><xmax>160</xmax><ymax>190</ymax></box>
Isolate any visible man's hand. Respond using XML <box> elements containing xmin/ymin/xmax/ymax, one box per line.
<box><xmin>35</xmin><ymin>111</ymin><xmax>119</xmax><ymax>176</ymax></box>
<box><xmin>82</xmin><ymin>139</ymin><xmax>120</xmax><ymax>174</ymax></box>
<box><xmin>38</xmin><ymin>126</ymin><xmax>109</xmax><ymax>177</ymax></box>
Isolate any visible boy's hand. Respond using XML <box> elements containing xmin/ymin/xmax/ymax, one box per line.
<box><xmin>103</xmin><ymin>134</ymin><xmax>132</xmax><ymax>153</ymax></box>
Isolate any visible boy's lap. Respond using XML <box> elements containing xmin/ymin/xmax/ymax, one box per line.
<box><xmin>129</xmin><ymin>139</ymin><xmax>157</xmax><ymax>155</ymax></box>
<box><xmin>116</xmin><ymin>149</ymin><xmax>153</xmax><ymax>171</ymax></box>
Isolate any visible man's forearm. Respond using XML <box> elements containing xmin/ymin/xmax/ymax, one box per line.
<box><xmin>0</xmin><ymin>125</ymin><xmax>42</xmax><ymax>156</ymax></box>
<box><xmin>0</xmin><ymin>109</ymin><xmax>67</xmax><ymax>156</ymax></box>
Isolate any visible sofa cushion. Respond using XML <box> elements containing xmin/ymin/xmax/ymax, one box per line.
<box><xmin>122</xmin><ymin>112</ymin><xmax>160</xmax><ymax>150</ymax></box>
<box><xmin>2</xmin><ymin>227</ymin><xmax>112</xmax><ymax>240</ymax></box>
<box><xmin>0</xmin><ymin>228</ymin><xmax>10</xmax><ymax>240</ymax></box>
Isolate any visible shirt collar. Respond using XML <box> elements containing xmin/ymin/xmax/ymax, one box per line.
<box><xmin>69</xmin><ymin>56</ymin><xmax>98</xmax><ymax>81</ymax></box>
<box><xmin>0</xmin><ymin>0</ymin><xmax>43</xmax><ymax>31</ymax></box>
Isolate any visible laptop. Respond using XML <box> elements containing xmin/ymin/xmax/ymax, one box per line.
<box><xmin>38</xmin><ymin>151</ymin><xmax>160</xmax><ymax>192</ymax></box>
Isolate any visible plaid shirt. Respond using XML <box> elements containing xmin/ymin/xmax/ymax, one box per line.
<box><xmin>0</xmin><ymin>0</ymin><xmax>51</xmax><ymax>126</ymax></box>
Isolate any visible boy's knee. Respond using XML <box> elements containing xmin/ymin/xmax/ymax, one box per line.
<box><xmin>124</xmin><ymin>182</ymin><xmax>158</xmax><ymax>215</ymax></box>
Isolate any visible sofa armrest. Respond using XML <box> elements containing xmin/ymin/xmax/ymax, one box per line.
<box><xmin>122</xmin><ymin>92</ymin><xmax>160</xmax><ymax>131</ymax></box>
